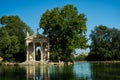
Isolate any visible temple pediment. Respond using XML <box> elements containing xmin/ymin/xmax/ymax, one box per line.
<box><xmin>26</xmin><ymin>34</ymin><xmax>48</xmax><ymax>43</ymax></box>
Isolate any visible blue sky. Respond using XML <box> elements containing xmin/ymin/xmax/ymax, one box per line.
<box><xmin>0</xmin><ymin>0</ymin><xmax>120</xmax><ymax>53</ymax></box>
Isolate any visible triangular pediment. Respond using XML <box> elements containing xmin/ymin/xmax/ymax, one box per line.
<box><xmin>26</xmin><ymin>34</ymin><xmax>47</xmax><ymax>40</ymax></box>
<box><xmin>25</xmin><ymin>33</ymin><xmax>48</xmax><ymax>43</ymax></box>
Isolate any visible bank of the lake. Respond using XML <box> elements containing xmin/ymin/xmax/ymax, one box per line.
<box><xmin>0</xmin><ymin>61</ymin><xmax>74</xmax><ymax>66</ymax></box>
<box><xmin>1</xmin><ymin>61</ymin><xmax>120</xmax><ymax>66</ymax></box>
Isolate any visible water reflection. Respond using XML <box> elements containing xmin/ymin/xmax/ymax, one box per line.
<box><xmin>25</xmin><ymin>64</ymin><xmax>50</xmax><ymax>80</ymax></box>
<box><xmin>25</xmin><ymin>62</ymin><xmax>92</xmax><ymax>80</ymax></box>
<box><xmin>0</xmin><ymin>66</ymin><xmax>26</xmax><ymax>80</ymax></box>
<box><xmin>39</xmin><ymin>65</ymin><xmax>50</xmax><ymax>80</ymax></box>
<box><xmin>26</xmin><ymin>66</ymin><xmax>35</xmax><ymax>80</ymax></box>
<box><xmin>25</xmin><ymin>64</ymin><xmax>77</xmax><ymax>80</ymax></box>
<box><xmin>1</xmin><ymin>62</ymin><xmax>120</xmax><ymax>80</ymax></box>
<box><xmin>91</xmin><ymin>63</ymin><xmax>120</xmax><ymax>80</ymax></box>
<box><xmin>73</xmin><ymin>62</ymin><xmax>92</xmax><ymax>80</ymax></box>
<box><xmin>49</xmin><ymin>64</ymin><xmax>77</xmax><ymax>80</ymax></box>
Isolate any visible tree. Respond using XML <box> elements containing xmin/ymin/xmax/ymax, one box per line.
<box><xmin>110</xmin><ymin>28</ymin><xmax>120</xmax><ymax>59</ymax></box>
<box><xmin>75</xmin><ymin>54</ymin><xmax>87</xmax><ymax>61</ymax></box>
<box><xmin>87</xmin><ymin>25</ymin><xmax>120</xmax><ymax>61</ymax></box>
<box><xmin>0</xmin><ymin>16</ymin><xmax>33</xmax><ymax>62</ymax></box>
<box><xmin>0</xmin><ymin>27</ymin><xmax>20</xmax><ymax>61</ymax></box>
<box><xmin>40</xmin><ymin>4</ymin><xmax>87</xmax><ymax>62</ymax></box>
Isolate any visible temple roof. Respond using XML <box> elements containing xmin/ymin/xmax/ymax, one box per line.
<box><xmin>26</xmin><ymin>33</ymin><xmax>48</xmax><ymax>43</ymax></box>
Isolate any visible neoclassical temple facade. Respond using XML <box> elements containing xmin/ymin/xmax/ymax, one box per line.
<box><xmin>25</xmin><ymin>33</ymin><xmax>50</xmax><ymax>62</ymax></box>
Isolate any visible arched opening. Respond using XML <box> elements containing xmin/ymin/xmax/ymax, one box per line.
<box><xmin>36</xmin><ymin>47</ymin><xmax>41</xmax><ymax>61</ymax></box>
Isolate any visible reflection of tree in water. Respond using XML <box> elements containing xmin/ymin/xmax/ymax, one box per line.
<box><xmin>0</xmin><ymin>66</ymin><xmax>26</xmax><ymax>80</ymax></box>
<box><xmin>91</xmin><ymin>63</ymin><xmax>120</xmax><ymax>80</ymax></box>
<box><xmin>49</xmin><ymin>64</ymin><xmax>77</xmax><ymax>80</ymax></box>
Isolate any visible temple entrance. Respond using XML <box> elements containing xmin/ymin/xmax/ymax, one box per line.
<box><xmin>36</xmin><ymin>47</ymin><xmax>41</xmax><ymax>61</ymax></box>
<box><xmin>25</xmin><ymin>33</ymin><xmax>50</xmax><ymax>62</ymax></box>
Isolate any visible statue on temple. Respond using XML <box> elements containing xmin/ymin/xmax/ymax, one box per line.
<box><xmin>27</xmin><ymin>32</ymin><xmax>29</xmax><ymax>37</ymax></box>
<box><xmin>37</xmin><ymin>28</ymin><xmax>39</xmax><ymax>34</ymax></box>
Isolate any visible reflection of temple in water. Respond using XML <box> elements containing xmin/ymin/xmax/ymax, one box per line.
<box><xmin>26</xmin><ymin>65</ymin><xmax>50</xmax><ymax>80</ymax></box>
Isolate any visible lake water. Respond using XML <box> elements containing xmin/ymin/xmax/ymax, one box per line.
<box><xmin>0</xmin><ymin>62</ymin><xmax>120</xmax><ymax>80</ymax></box>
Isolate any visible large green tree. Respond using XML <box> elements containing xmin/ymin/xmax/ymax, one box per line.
<box><xmin>0</xmin><ymin>27</ymin><xmax>20</xmax><ymax>61</ymax></box>
<box><xmin>0</xmin><ymin>16</ymin><xmax>33</xmax><ymax>62</ymax></box>
<box><xmin>40</xmin><ymin>5</ymin><xmax>87</xmax><ymax>62</ymax></box>
<box><xmin>87</xmin><ymin>25</ymin><xmax>120</xmax><ymax>61</ymax></box>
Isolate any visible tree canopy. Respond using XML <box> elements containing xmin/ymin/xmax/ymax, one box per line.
<box><xmin>40</xmin><ymin>4</ymin><xmax>88</xmax><ymax>62</ymax></box>
<box><xmin>0</xmin><ymin>16</ymin><xmax>33</xmax><ymax>62</ymax></box>
<box><xmin>87</xmin><ymin>25</ymin><xmax>120</xmax><ymax>61</ymax></box>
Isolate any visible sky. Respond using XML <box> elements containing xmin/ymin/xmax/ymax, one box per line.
<box><xmin>0</xmin><ymin>0</ymin><xmax>120</xmax><ymax>53</ymax></box>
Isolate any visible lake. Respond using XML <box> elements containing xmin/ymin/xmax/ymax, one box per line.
<box><xmin>0</xmin><ymin>62</ymin><xmax>120</xmax><ymax>80</ymax></box>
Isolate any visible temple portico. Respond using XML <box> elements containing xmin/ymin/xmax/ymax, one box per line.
<box><xmin>26</xmin><ymin>33</ymin><xmax>49</xmax><ymax>62</ymax></box>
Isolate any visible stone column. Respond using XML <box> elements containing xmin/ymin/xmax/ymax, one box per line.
<box><xmin>47</xmin><ymin>42</ymin><xmax>50</xmax><ymax>61</ymax></box>
<box><xmin>33</xmin><ymin>42</ymin><xmax>36</xmax><ymax>61</ymax></box>
<box><xmin>47</xmin><ymin>52</ymin><xmax>50</xmax><ymax>61</ymax></box>
<box><xmin>26</xmin><ymin>43</ymin><xmax>29</xmax><ymax>61</ymax></box>
<box><xmin>40</xmin><ymin>41</ymin><xmax>43</xmax><ymax>62</ymax></box>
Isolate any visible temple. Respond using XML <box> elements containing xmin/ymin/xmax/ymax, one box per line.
<box><xmin>25</xmin><ymin>33</ymin><xmax>50</xmax><ymax>62</ymax></box>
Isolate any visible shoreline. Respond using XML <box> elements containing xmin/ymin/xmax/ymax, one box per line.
<box><xmin>1</xmin><ymin>60</ymin><xmax>120</xmax><ymax>66</ymax></box>
<box><xmin>88</xmin><ymin>60</ymin><xmax>120</xmax><ymax>63</ymax></box>
<box><xmin>76</xmin><ymin>60</ymin><xmax>120</xmax><ymax>63</ymax></box>
<box><xmin>0</xmin><ymin>61</ymin><xmax>73</xmax><ymax>66</ymax></box>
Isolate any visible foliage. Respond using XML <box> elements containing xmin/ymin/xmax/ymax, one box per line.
<box><xmin>50</xmin><ymin>52</ymin><xmax>59</xmax><ymax>62</ymax></box>
<box><xmin>0</xmin><ymin>16</ymin><xmax>33</xmax><ymax>62</ymax></box>
<box><xmin>87</xmin><ymin>25</ymin><xmax>120</xmax><ymax>61</ymax></box>
<box><xmin>40</xmin><ymin>4</ymin><xmax>87</xmax><ymax>62</ymax></box>
<box><xmin>75</xmin><ymin>53</ymin><xmax>87</xmax><ymax>61</ymax></box>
